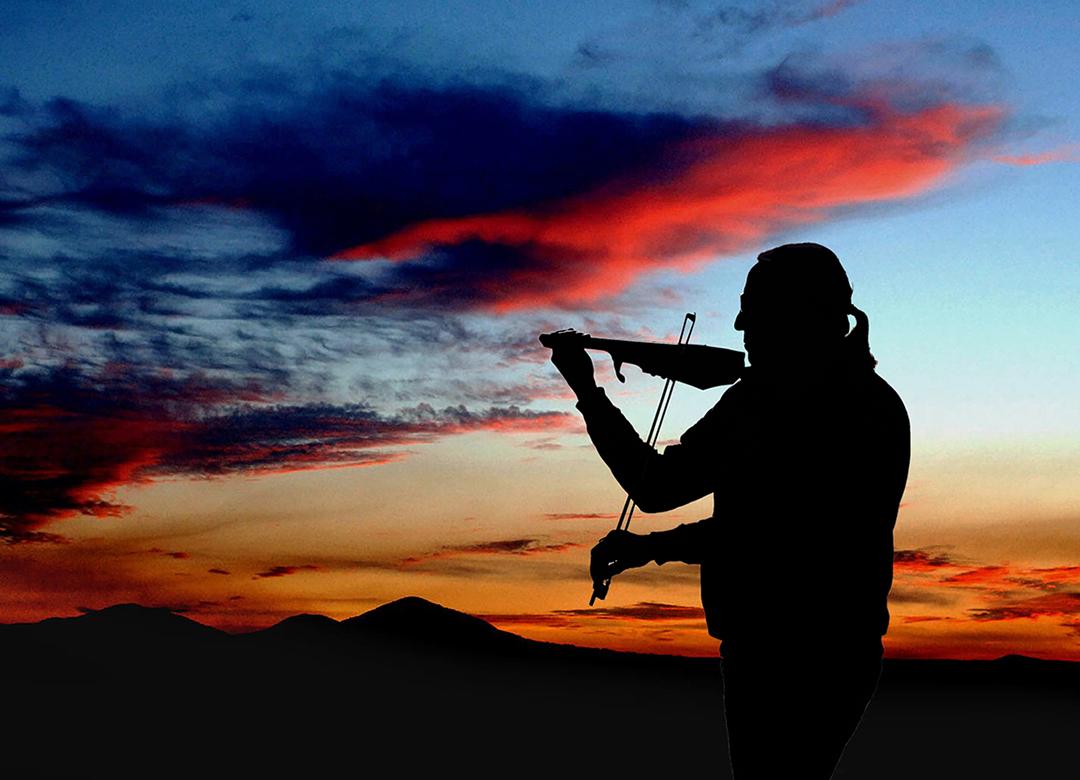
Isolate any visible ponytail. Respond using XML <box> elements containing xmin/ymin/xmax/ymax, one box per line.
<box><xmin>844</xmin><ymin>303</ymin><xmax>877</xmax><ymax>371</ymax></box>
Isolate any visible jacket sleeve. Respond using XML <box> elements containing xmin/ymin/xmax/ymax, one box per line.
<box><xmin>647</xmin><ymin>518</ymin><xmax>718</xmax><ymax>565</ymax></box>
<box><xmin>574</xmin><ymin>386</ymin><xmax>723</xmax><ymax>514</ymax></box>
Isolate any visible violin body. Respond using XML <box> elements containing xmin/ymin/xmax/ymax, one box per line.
<box><xmin>539</xmin><ymin>329</ymin><xmax>744</xmax><ymax>390</ymax></box>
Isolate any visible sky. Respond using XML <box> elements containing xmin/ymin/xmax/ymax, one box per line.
<box><xmin>1</xmin><ymin>0</ymin><xmax>1079</xmax><ymax>659</ymax></box>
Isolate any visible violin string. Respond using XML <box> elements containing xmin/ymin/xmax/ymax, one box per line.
<box><xmin>595</xmin><ymin>312</ymin><xmax>695</xmax><ymax>604</ymax></box>
<box><xmin>624</xmin><ymin>313</ymin><xmax>695</xmax><ymax>534</ymax></box>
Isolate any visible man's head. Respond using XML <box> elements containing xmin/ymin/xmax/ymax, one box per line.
<box><xmin>735</xmin><ymin>243</ymin><xmax>854</xmax><ymax>368</ymax></box>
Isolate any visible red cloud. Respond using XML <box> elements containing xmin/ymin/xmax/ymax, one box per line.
<box><xmin>1</xmin><ymin>369</ymin><xmax>573</xmax><ymax>542</ymax></box>
<box><xmin>1028</xmin><ymin>565</ymin><xmax>1080</xmax><ymax>582</ymax></box>
<box><xmin>969</xmin><ymin>592</ymin><xmax>1080</xmax><ymax>622</ymax></box>
<box><xmin>0</xmin><ymin>403</ymin><xmax>188</xmax><ymax>541</ymax></box>
<box><xmin>993</xmin><ymin>143</ymin><xmax>1080</xmax><ymax>166</ymax></box>
<box><xmin>339</xmin><ymin>100</ymin><xmax>1002</xmax><ymax>310</ymax></box>
<box><xmin>941</xmin><ymin>566</ymin><xmax>1011</xmax><ymax>585</ymax></box>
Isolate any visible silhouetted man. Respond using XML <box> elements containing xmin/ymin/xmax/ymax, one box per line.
<box><xmin>549</xmin><ymin>243</ymin><xmax>910</xmax><ymax>779</ymax></box>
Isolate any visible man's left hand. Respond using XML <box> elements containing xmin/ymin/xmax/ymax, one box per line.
<box><xmin>590</xmin><ymin>530</ymin><xmax>652</xmax><ymax>583</ymax></box>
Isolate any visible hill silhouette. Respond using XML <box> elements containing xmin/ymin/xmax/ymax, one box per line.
<box><xmin>4</xmin><ymin>598</ymin><xmax>1078</xmax><ymax>778</ymax></box>
<box><xmin>341</xmin><ymin>595</ymin><xmax>510</xmax><ymax>642</ymax></box>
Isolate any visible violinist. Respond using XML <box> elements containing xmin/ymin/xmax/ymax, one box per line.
<box><xmin>546</xmin><ymin>242</ymin><xmax>910</xmax><ymax>780</ymax></box>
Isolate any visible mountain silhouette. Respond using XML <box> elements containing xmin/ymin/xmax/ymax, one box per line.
<box><xmin>341</xmin><ymin>595</ymin><xmax>509</xmax><ymax>642</ymax></box>
<box><xmin>5</xmin><ymin>598</ymin><xmax>1078</xmax><ymax>779</ymax></box>
<box><xmin>256</xmin><ymin>611</ymin><xmax>341</xmax><ymax>639</ymax></box>
<box><xmin>60</xmin><ymin>602</ymin><xmax>223</xmax><ymax>639</ymax></box>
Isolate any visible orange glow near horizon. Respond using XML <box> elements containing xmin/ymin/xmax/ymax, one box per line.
<box><xmin>4</xmin><ymin>435</ymin><xmax>1079</xmax><ymax>662</ymax></box>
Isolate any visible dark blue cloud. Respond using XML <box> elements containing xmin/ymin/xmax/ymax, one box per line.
<box><xmin>5</xmin><ymin>73</ymin><xmax>705</xmax><ymax>256</ymax></box>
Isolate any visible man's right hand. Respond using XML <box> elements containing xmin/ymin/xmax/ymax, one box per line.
<box><xmin>550</xmin><ymin>344</ymin><xmax>597</xmax><ymax>400</ymax></box>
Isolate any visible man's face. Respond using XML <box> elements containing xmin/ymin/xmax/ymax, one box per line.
<box><xmin>733</xmin><ymin>273</ymin><xmax>785</xmax><ymax>366</ymax></box>
<box><xmin>733</xmin><ymin>269</ymin><xmax>814</xmax><ymax>367</ymax></box>
<box><xmin>735</xmin><ymin>271</ymin><xmax>849</xmax><ymax>368</ymax></box>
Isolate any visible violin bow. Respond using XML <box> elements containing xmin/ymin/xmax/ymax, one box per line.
<box><xmin>590</xmin><ymin>312</ymin><xmax>696</xmax><ymax>605</ymax></box>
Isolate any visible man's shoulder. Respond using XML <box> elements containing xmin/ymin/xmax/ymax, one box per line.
<box><xmin>849</xmin><ymin>371</ymin><xmax>910</xmax><ymax>440</ymax></box>
<box><xmin>865</xmin><ymin>371</ymin><xmax>908</xmax><ymax>414</ymax></box>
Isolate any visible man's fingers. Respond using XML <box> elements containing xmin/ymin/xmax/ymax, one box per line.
<box><xmin>591</xmin><ymin>548</ymin><xmax>623</xmax><ymax>581</ymax></box>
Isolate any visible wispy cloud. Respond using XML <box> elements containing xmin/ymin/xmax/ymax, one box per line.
<box><xmin>555</xmin><ymin>601</ymin><xmax>705</xmax><ymax>621</ymax></box>
<box><xmin>252</xmin><ymin>564</ymin><xmax>320</xmax><ymax>580</ymax></box>
<box><xmin>542</xmin><ymin>512</ymin><xmax>619</xmax><ymax>521</ymax></box>
<box><xmin>400</xmin><ymin>538</ymin><xmax>583</xmax><ymax>567</ymax></box>
<box><xmin>969</xmin><ymin>592</ymin><xmax>1080</xmax><ymax>622</ymax></box>
<box><xmin>0</xmin><ymin>365</ymin><xmax>572</xmax><ymax>542</ymax></box>
<box><xmin>993</xmin><ymin>143</ymin><xmax>1080</xmax><ymax>166</ymax></box>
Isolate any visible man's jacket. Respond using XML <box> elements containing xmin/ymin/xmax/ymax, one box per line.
<box><xmin>576</xmin><ymin>365</ymin><xmax>910</xmax><ymax>646</ymax></box>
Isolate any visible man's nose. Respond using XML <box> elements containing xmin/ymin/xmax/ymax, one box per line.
<box><xmin>734</xmin><ymin>311</ymin><xmax>745</xmax><ymax>331</ymax></box>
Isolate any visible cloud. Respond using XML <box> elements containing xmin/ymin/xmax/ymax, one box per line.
<box><xmin>400</xmin><ymin>538</ymin><xmax>583</xmax><ymax>566</ymax></box>
<box><xmin>542</xmin><ymin>512</ymin><xmax>619</xmax><ymax>521</ymax></box>
<box><xmin>477</xmin><ymin>601</ymin><xmax>705</xmax><ymax>629</ymax></box>
<box><xmin>4</xmin><ymin>76</ymin><xmax>698</xmax><ymax>260</ymax></box>
<box><xmin>575</xmin><ymin>1</ymin><xmax>866</xmax><ymax>75</ymax></box>
<box><xmin>993</xmin><ymin>143</ymin><xmax>1080</xmax><ymax>166</ymax></box>
<box><xmin>941</xmin><ymin>565</ymin><xmax>1011</xmax><ymax>586</ymax></box>
<box><xmin>0</xmin><ymin>365</ymin><xmax>572</xmax><ymax>541</ymax></box>
<box><xmin>208</xmin><ymin>568</ymin><xmax>230</xmax><ymax>575</ymax></box>
<box><xmin>340</xmin><ymin>98</ymin><xmax>1002</xmax><ymax>310</ymax></box>
<box><xmin>968</xmin><ymin>592</ymin><xmax>1080</xmax><ymax>622</ymax></box>
<box><xmin>148</xmin><ymin>548</ymin><xmax>190</xmax><ymax>560</ymax></box>
<box><xmin>555</xmin><ymin>601</ymin><xmax>706</xmax><ymax>621</ymax></box>
<box><xmin>252</xmin><ymin>564</ymin><xmax>320</xmax><ymax>579</ymax></box>
<box><xmin>475</xmin><ymin>612</ymin><xmax>577</xmax><ymax>629</ymax></box>
<box><xmin>888</xmin><ymin>585</ymin><xmax>958</xmax><ymax>606</ymax></box>
<box><xmin>893</xmin><ymin>548</ymin><xmax>957</xmax><ymax>572</ymax></box>
<box><xmin>3</xmin><ymin>60</ymin><xmax>1004</xmax><ymax>314</ymax></box>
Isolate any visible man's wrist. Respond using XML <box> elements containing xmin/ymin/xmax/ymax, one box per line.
<box><xmin>573</xmin><ymin>384</ymin><xmax>603</xmax><ymax>408</ymax></box>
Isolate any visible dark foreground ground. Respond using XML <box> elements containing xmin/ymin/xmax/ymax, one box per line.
<box><xmin>5</xmin><ymin>598</ymin><xmax>1078</xmax><ymax>778</ymax></box>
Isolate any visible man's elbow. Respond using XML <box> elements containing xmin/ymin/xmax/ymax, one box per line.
<box><xmin>630</xmin><ymin>491</ymin><xmax>674</xmax><ymax>514</ymax></box>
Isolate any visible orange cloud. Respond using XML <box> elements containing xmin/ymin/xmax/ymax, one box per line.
<box><xmin>339</xmin><ymin>101</ymin><xmax>1002</xmax><ymax>310</ymax></box>
<box><xmin>401</xmin><ymin>538</ymin><xmax>583</xmax><ymax>567</ymax></box>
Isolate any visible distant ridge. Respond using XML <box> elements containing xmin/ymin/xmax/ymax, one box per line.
<box><xmin>258</xmin><ymin>612</ymin><xmax>341</xmax><ymax>639</ymax></box>
<box><xmin>29</xmin><ymin>602</ymin><xmax>224</xmax><ymax>642</ymax></box>
<box><xmin>6</xmin><ymin>597</ymin><xmax>1080</xmax><ymax>780</ymax></box>
<box><xmin>4</xmin><ymin>598</ymin><xmax>1078</xmax><ymax>669</ymax></box>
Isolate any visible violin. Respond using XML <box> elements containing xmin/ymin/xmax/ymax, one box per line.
<box><xmin>540</xmin><ymin>315</ymin><xmax>744</xmax><ymax>605</ymax></box>
<box><xmin>538</xmin><ymin>328</ymin><xmax>744</xmax><ymax>389</ymax></box>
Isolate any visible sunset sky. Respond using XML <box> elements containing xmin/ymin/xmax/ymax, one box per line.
<box><xmin>2</xmin><ymin>0</ymin><xmax>1079</xmax><ymax>660</ymax></box>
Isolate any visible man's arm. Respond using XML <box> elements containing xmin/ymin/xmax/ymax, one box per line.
<box><xmin>575</xmin><ymin>386</ymin><xmax>715</xmax><ymax>513</ymax></box>
<box><xmin>590</xmin><ymin>519</ymin><xmax>718</xmax><ymax>583</ymax></box>
<box><xmin>551</xmin><ymin>340</ymin><xmax>717</xmax><ymax>512</ymax></box>
<box><xmin>550</xmin><ymin>343</ymin><xmax>729</xmax><ymax>577</ymax></box>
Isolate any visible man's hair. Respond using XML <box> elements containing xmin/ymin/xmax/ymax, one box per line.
<box><xmin>753</xmin><ymin>242</ymin><xmax>853</xmax><ymax>319</ymax></box>
<box><xmin>752</xmin><ymin>243</ymin><xmax>876</xmax><ymax>370</ymax></box>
